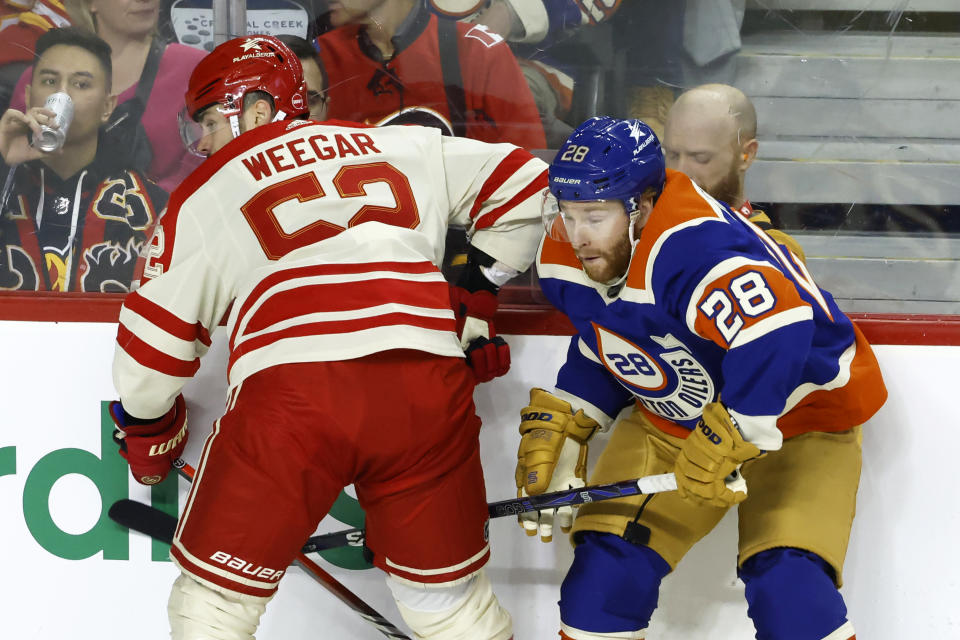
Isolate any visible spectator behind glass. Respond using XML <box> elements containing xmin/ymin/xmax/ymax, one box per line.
<box><xmin>663</xmin><ymin>83</ymin><xmax>806</xmax><ymax>267</ymax></box>
<box><xmin>0</xmin><ymin>0</ymin><xmax>75</xmax><ymax>112</ymax></box>
<box><xmin>10</xmin><ymin>0</ymin><xmax>205</xmax><ymax>192</ymax></box>
<box><xmin>430</xmin><ymin>0</ymin><xmax>622</xmax><ymax>148</ymax></box>
<box><xmin>315</xmin><ymin>0</ymin><xmax>546</xmax><ymax>149</ymax></box>
<box><xmin>275</xmin><ymin>33</ymin><xmax>329</xmax><ymax>121</ymax></box>
<box><xmin>0</xmin><ymin>27</ymin><xmax>167</xmax><ymax>292</ymax></box>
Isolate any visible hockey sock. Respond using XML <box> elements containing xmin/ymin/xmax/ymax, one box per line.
<box><xmin>386</xmin><ymin>569</ymin><xmax>512</xmax><ymax>640</ymax></box>
<box><xmin>740</xmin><ymin>547</ymin><xmax>852</xmax><ymax>640</ymax></box>
<box><xmin>558</xmin><ymin>532</ymin><xmax>668</xmax><ymax>637</ymax></box>
<box><xmin>168</xmin><ymin>572</ymin><xmax>272</xmax><ymax>640</ymax></box>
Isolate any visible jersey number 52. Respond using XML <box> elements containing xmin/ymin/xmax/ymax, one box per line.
<box><xmin>241</xmin><ymin>162</ymin><xmax>420</xmax><ymax>260</ymax></box>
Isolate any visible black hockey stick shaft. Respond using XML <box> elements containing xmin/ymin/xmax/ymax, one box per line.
<box><xmin>300</xmin><ymin>471</ymin><xmax>683</xmax><ymax>553</ymax></box>
<box><xmin>109</xmin><ymin>496</ymin><xmax>363</xmax><ymax>554</ymax></box>
<box><xmin>170</xmin><ymin>458</ymin><xmax>411</xmax><ymax>640</ymax></box>
<box><xmin>108</xmin><ymin>500</ymin><xmax>404</xmax><ymax>638</ymax></box>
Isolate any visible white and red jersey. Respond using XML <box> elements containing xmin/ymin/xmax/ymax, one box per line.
<box><xmin>113</xmin><ymin>119</ymin><xmax>547</xmax><ymax>418</ymax></box>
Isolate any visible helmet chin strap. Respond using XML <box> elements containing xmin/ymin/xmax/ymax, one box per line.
<box><xmin>230</xmin><ymin>108</ymin><xmax>288</xmax><ymax>140</ymax></box>
<box><xmin>628</xmin><ymin>209</ymin><xmax>643</xmax><ymax>248</ymax></box>
<box><xmin>604</xmin><ymin>210</ymin><xmax>642</xmax><ymax>288</ymax></box>
<box><xmin>604</xmin><ymin>209</ymin><xmax>645</xmax><ymax>289</ymax></box>
<box><xmin>229</xmin><ymin>114</ymin><xmax>241</xmax><ymax>139</ymax></box>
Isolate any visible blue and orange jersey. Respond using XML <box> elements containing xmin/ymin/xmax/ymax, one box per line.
<box><xmin>537</xmin><ymin>169</ymin><xmax>886</xmax><ymax>450</ymax></box>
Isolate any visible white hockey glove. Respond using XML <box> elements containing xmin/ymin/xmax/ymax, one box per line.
<box><xmin>515</xmin><ymin>388</ymin><xmax>599</xmax><ymax>542</ymax></box>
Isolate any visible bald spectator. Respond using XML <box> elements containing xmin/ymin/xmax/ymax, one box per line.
<box><xmin>663</xmin><ymin>83</ymin><xmax>805</xmax><ymax>261</ymax></box>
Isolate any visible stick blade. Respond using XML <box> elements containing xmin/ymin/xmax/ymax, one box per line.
<box><xmin>108</xmin><ymin>499</ymin><xmax>178</xmax><ymax>545</ymax></box>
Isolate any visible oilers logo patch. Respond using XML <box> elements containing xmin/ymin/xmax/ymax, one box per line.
<box><xmin>595</xmin><ymin>327</ymin><xmax>716</xmax><ymax>422</ymax></box>
<box><xmin>595</xmin><ymin>326</ymin><xmax>667</xmax><ymax>391</ymax></box>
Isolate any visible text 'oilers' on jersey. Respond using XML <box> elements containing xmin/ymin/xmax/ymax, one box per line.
<box><xmin>113</xmin><ymin>119</ymin><xmax>547</xmax><ymax>419</ymax></box>
<box><xmin>537</xmin><ymin>170</ymin><xmax>886</xmax><ymax>451</ymax></box>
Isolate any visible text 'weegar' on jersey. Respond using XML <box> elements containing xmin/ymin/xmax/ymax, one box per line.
<box><xmin>537</xmin><ymin>169</ymin><xmax>886</xmax><ymax>451</ymax></box>
<box><xmin>113</xmin><ymin>119</ymin><xmax>547</xmax><ymax>419</ymax></box>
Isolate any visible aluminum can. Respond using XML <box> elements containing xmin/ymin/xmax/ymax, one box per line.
<box><xmin>34</xmin><ymin>91</ymin><xmax>74</xmax><ymax>152</ymax></box>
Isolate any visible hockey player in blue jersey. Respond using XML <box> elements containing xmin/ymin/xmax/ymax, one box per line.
<box><xmin>514</xmin><ymin>115</ymin><xmax>887</xmax><ymax>640</ymax></box>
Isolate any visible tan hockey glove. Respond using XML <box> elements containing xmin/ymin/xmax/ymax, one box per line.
<box><xmin>515</xmin><ymin>388</ymin><xmax>599</xmax><ymax>542</ymax></box>
<box><xmin>674</xmin><ymin>402</ymin><xmax>762</xmax><ymax>508</ymax></box>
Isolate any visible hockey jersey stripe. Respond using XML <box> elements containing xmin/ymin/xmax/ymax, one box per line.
<box><xmin>237</xmin><ymin>278</ymin><xmax>451</xmax><ymax>338</ymax></box>
<box><xmin>124</xmin><ymin>290</ymin><xmax>212</xmax><ymax>347</ymax></box>
<box><xmin>228</xmin><ymin>260</ymin><xmax>443</xmax><ymax>350</ymax></box>
<box><xmin>385</xmin><ymin>542</ymin><xmax>490</xmax><ymax>577</ymax></box>
<box><xmin>239</xmin><ymin>303</ymin><xmax>455</xmax><ymax>344</ymax></box>
<box><xmin>227</xmin><ymin>312</ymin><xmax>456</xmax><ymax>377</ymax></box>
<box><xmin>740</xmin><ymin>211</ymin><xmax>833</xmax><ymax>319</ymax></box>
<box><xmin>474</xmin><ymin>168</ymin><xmax>548</xmax><ymax>231</ymax></box>
<box><xmin>778</xmin><ymin>326</ymin><xmax>885</xmax><ymax>437</ymax></box>
<box><xmin>468</xmin><ymin>147</ymin><xmax>535</xmax><ymax>220</ymax></box>
<box><xmin>729</xmin><ymin>307</ymin><xmax>814</xmax><ymax>349</ymax></box>
<box><xmin>116</xmin><ymin>324</ymin><xmax>201</xmax><ymax>378</ymax></box>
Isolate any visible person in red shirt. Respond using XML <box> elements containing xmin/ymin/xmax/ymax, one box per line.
<box><xmin>315</xmin><ymin>0</ymin><xmax>546</xmax><ymax>149</ymax></box>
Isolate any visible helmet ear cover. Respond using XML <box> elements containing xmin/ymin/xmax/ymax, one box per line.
<box><xmin>548</xmin><ymin>116</ymin><xmax>666</xmax><ymax>217</ymax></box>
<box><xmin>184</xmin><ymin>35</ymin><xmax>309</xmax><ymax>124</ymax></box>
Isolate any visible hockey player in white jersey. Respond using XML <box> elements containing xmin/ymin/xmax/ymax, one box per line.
<box><xmin>108</xmin><ymin>35</ymin><xmax>547</xmax><ymax>639</ymax></box>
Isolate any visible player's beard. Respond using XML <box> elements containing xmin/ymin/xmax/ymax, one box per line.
<box><xmin>703</xmin><ymin>162</ymin><xmax>742</xmax><ymax>209</ymax></box>
<box><xmin>579</xmin><ymin>233</ymin><xmax>633</xmax><ymax>284</ymax></box>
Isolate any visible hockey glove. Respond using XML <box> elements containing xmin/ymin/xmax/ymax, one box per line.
<box><xmin>515</xmin><ymin>388</ymin><xmax>599</xmax><ymax>542</ymax></box>
<box><xmin>449</xmin><ymin>285</ymin><xmax>510</xmax><ymax>383</ymax></box>
<box><xmin>674</xmin><ymin>402</ymin><xmax>761</xmax><ymax>508</ymax></box>
<box><xmin>109</xmin><ymin>394</ymin><xmax>188</xmax><ymax>485</ymax></box>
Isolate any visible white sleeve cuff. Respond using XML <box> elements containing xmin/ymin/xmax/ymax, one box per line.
<box><xmin>727</xmin><ymin>408</ymin><xmax>783</xmax><ymax>452</ymax></box>
<box><xmin>553</xmin><ymin>387</ymin><xmax>617</xmax><ymax>431</ymax></box>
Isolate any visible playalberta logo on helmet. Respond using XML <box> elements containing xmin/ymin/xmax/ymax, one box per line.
<box><xmin>232</xmin><ymin>36</ymin><xmax>276</xmax><ymax>63</ymax></box>
<box><xmin>233</xmin><ymin>51</ymin><xmax>276</xmax><ymax>63</ymax></box>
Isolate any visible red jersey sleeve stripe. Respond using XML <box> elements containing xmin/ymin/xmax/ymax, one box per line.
<box><xmin>474</xmin><ymin>168</ymin><xmax>548</xmax><ymax>231</ymax></box>
<box><xmin>468</xmin><ymin>148</ymin><xmax>537</xmax><ymax>220</ymax></box>
<box><xmin>124</xmin><ymin>291</ymin><xmax>212</xmax><ymax>347</ymax></box>
<box><xmin>117</xmin><ymin>324</ymin><xmax>202</xmax><ymax>378</ymax></box>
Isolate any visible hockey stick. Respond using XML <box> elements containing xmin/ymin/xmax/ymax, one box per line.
<box><xmin>113</xmin><ymin>471</ymin><xmax>705</xmax><ymax>558</ymax></box>
<box><xmin>296</xmin><ymin>471</ymin><xmax>685</xmax><ymax>551</ymax></box>
<box><xmin>300</xmin><ymin>469</ymin><xmax>741</xmax><ymax>551</ymax></box>
<box><xmin>114</xmin><ymin>458</ymin><xmax>411</xmax><ymax>640</ymax></box>
<box><xmin>107</xmin><ymin>499</ymin><xmax>405</xmax><ymax>639</ymax></box>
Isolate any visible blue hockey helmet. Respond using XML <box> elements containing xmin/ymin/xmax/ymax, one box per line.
<box><xmin>548</xmin><ymin>116</ymin><xmax>665</xmax><ymax>214</ymax></box>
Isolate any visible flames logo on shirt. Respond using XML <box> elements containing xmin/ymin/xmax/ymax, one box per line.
<box><xmin>80</xmin><ymin>238</ymin><xmax>143</xmax><ymax>293</ymax></box>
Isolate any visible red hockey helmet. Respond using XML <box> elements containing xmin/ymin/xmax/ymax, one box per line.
<box><xmin>184</xmin><ymin>35</ymin><xmax>308</xmax><ymax>122</ymax></box>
